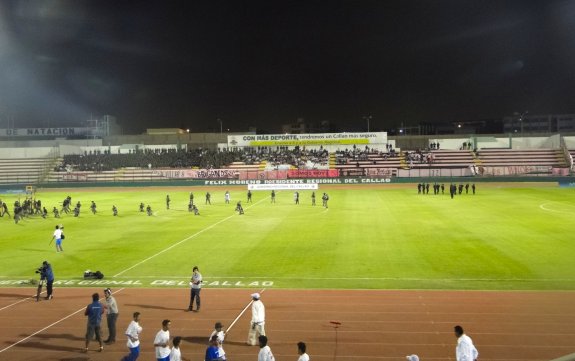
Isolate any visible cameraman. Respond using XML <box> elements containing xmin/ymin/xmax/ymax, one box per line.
<box><xmin>39</xmin><ymin>261</ymin><xmax>55</xmax><ymax>300</ymax></box>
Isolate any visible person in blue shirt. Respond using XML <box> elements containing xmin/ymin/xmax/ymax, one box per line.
<box><xmin>205</xmin><ymin>335</ymin><xmax>224</xmax><ymax>361</ymax></box>
<box><xmin>84</xmin><ymin>293</ymin><xmax>104</xmax><ymax>352</ymax></box>
<box><xmin>40</xmin><ymin>261</ymin><xmax>55</xmax><ymax>300</ymax></box>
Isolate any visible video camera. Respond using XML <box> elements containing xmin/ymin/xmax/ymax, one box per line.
<box><xmin>35</xmin><ymin>262</ymin><xmax>48</xmax><ymax>276</ymax></box>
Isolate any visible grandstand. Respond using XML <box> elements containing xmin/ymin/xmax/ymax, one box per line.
<box><xmin>1</xmin><ymin>133</ymin><xmax>574</xmax><ymax>186</ymax></box>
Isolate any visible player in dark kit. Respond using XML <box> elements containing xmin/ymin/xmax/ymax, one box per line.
<box><xmin>166</xmin><ymin>194</ymin><xmax>171</xmax><ymax>209</ymax></box>
<box><xmin>90</xmin><ymin>201</ymin><xmax>97</xmax><ymax>214</ymax></box>
<box><xmin>52</xmin><ymin>207</ymin><xmax>60</xmax><ymax>218</ymax></box>
<box><xmin>322</xmin><ymin>193</ymin><xmax>329</xmax><ymax>208</ymax></box>
<box><xmin>311</xmin><ymin>192</ymin><xmax>316</xmax><ymax>206</ymax></box>
<box><xmin>247</xmin><ymin>190</ymin><xmax>252</xmax><ymax>203</ymax></box>
<box><xmin>271</xmin><ymin>190</ymin><xmax>276</xmax><ymax>203</ymax></box>
<box><xmin>112</xmin><ymin>205</ymin><xmax>118</xmax><ymax>216</ymax></box>
<box><xmin>146</xmin><ymin>205</ymin><xmax>153</xmax><ymax>216</ymax></box>
<box><xmin>235</xmin><ymin>201</ymin><xmax>244</xmax><ymax>215</ymax></box>
<box><xmin>139</xmin><ymin>202</ymin><xmax>145</xmax><ymax>212</ymax></box>
<box><xmin>205</xmin><ymin>192</ymin><xmax>211</xmax><ymax>205</ymax></box>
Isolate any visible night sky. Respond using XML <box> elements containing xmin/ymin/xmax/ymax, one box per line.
<box><xmin>1</xmin><ymin>0</ymin><xmax>574</xmax><ymax>134</ymax></box>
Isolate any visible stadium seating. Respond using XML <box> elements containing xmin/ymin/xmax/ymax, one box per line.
<box><xmin>0</xmin><ymin>158</ymin><xmax>52</xmax><ymax>185</ymax></box>
<box><xmin>476</xmin><ymin>149</ymin><xmax>567</xmax><ymax>167</ymax></box>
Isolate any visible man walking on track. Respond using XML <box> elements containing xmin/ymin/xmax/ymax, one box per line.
<box><xmin>454</xmin><ymin>325</ymin><xmax>479</xmax><ymax>361</ymax></box>
<box><xmin>247</xmin><ymin>292</ymin><xmax>266</xmax><ymax>345</ymax></box>
<box><xmin>154</xmin><ymin>319</ymin><xmax>171</xmax><ymax>361</ymax></box>
<box><xmin>258</xmin><ymin>335</ymin><xmax>275</xmax><ymax>361</ymax></box>
<box><xmin>122</xmin><ymin>312</ymin><xmax>142</xmax><ymax>361</ymax></box>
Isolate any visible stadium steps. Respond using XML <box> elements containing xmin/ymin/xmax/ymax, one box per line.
<box><xmin>399</xmin><ymin>152</ymin><xmax>409</xmax><ymax>169</ymax></box>
<box><xmin>115</xmin><ymin>168</ymin><xmax>125</xmax><ymax>181</ymax></box>
<box><xmin>329</xmin><ymin>153</ymin><xmax>336</xmax><ymax>169</ymax></box>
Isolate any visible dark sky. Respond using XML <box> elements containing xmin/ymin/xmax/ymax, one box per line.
<box><xmin>1</xmin><ymin>0</ymin><xmax>575</xmax><ymax>134</ymax></box>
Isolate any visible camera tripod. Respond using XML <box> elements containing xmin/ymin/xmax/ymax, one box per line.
<box><xmin>36</xmin><ymin>279</ymin><xmax>45</xmax><ymax>302</ymax></box>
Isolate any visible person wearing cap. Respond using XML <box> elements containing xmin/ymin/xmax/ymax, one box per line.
<box><xmin>297</xmin><ymin>341</ymin><xmax>309</xmax><ymax>361</ymax></box>
<box><xmin>247</xmin><ymin>292</ymin><xmax>266</xmax><ymax>346</ymax></box>
<box><xmin>258</xmin><ymin>335</ymin><xmax>275</xmax><ymax>361</ymax></box>
<box><xmin>122</xmin><ymin>312</ymin><xmax>142</xmax><ymax>361</ymax></box>
<box><xmin>454</xmin><ymin>325</ymin><xmax>479</xmax><ymax>361</ymax></box>
<box><xmin>103</xmin><ymin>288</ymin><xmax>119</xmax><ymax>344</ymax></box>
<box><xmin>209</xmin><ymin>322</ymin><xmax>226</xmax><ymax>360</ymax></box>
<box><xmin>187</xmin><ymin>266</ymin><xmax>202</xmax><ymax>312</ymax></box>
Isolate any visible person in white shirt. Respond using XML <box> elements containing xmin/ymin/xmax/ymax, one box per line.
<box><xmin>248</xmin><ymin>293</ymin><xmax>266</xmax><ymax>345</ymax></box>
<box><xmin>169</xmin><ymin>336</ymin><xmax>182</xmax><ymax>361</ymax></box>
<box><xmin>454</xmin><ymin>325</ymin><xmax>479</xmax><ymax>361</ymax></box>
<box><xmin>297</xmin><ymin>341</ymin><xmax>310</xmax><ymax>361</ymax></box>
<box><xmin>121</xmin><ymin>312</ymin><xmax>142</xmax><ymax>361</ymax></box>
<box><xmin>50</xmin><ymin>225</ymin><xmax>64</xmax><ymax>252</ymax></box>
<box><xmin>209</xmin><ymin>322</ymin><xmax>226</xmax><ymax>360</ymax></box>
<box><xmin>154</xmin><ymin>319</ymin><xmax>171</xmax><ymax>361</ymax></box>
<box><xmin>258</xmin><ymin>335</ymin><xmax>275</xmax><ymax>361</ymax></box>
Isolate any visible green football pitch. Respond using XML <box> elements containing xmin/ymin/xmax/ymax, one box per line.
<box><xmin>1</xmin><ymin>184</ymin><xmax>574</xmax><ymax>290</ymax></box>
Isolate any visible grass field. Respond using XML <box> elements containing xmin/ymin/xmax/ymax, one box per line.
<box><xmin>1</xmin><ymin>184</ymin><xmax>574</xmax><ymax>291</ymax></box>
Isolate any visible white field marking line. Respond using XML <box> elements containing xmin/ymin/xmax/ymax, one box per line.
<box><xmin>113</xmin><ymin>198</ymin><xmax>267</xmax><ymax>277</ymax></box>
<box><xmin>106</xmin><ymin>275</ymin><xmax>575</xmax><ymax>282</ymax></box>
<box><xmin>0</xmin><ymin>288</ymin><xmax>125</xmax><ymax>354</ymax></box>
<box><xmin>225</xmin><ymin>288</ymin><xmax>265</xmax><ymax>335</ymax></box>
<box><xmin>539</xmin><ymin>201</ymin><xmax>575</xmax><ymax>214</ymax></box>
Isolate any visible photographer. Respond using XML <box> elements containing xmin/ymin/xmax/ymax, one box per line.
<box><xmin>37</xmin><ymin>261</ymin><xmax>55</xmax><ymax>300</ymax></box>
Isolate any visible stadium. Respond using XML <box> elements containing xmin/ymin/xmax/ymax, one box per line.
<box><xmin>1</xmin><ymin>126</ymin><xmax>575</xmax><ymax>361</ymax></box>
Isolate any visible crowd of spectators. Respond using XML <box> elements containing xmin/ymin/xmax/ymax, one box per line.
<box><xmin>57</xmin><ymin>146</ymin><xmax>330</xmax><ymax>172</ymax></box>
<box><xmin>335</xmin><ymin>144</ymin><xmax>397</xmax><ymax>165</ymax></box>
<box><xmin>405</xmin><ymin>149</ymin><xmax>434</xmax><ymax>166</ymax></box>
<box><xmin>59</xmin><ymin>148</ymin><xmax>239</xmax><ymax>172</ymax></box>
